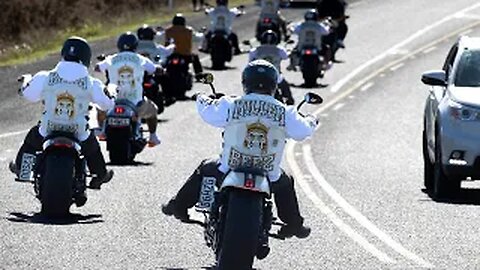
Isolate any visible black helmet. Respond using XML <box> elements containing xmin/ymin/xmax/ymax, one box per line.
<box><xmin>304</xmin><ymin>9</ymin><xmax>319</xmax><ymax>21</ymax></box>
<box><xmin>261</xmin><ymin>30</ymin><xmax>278</xmax><ymax>45</ymax></box>
<box><xmin>117</xmin><ymin>32</ymin><xmax>138</xmax><ymax>52</ymax></box>
<box><xmin>216</xmin><ymin>0</ymin><xmax>228</xmax><ymax>6</ymax></box>
<box><xmin>137</xmin><ymin>24</ymin><xmax>156</xmax><ymax>40</ymax></box>
<box><xmin>172</xmin><ymin>13</ymin><xmax>186</xmax><ymax>26</ymax></box>
<box><xmin>242</xmin><ymin>60</ymin><xmax>279</xmax><ymax>95</ymax></box>
<box><xmin>61</xmin><ymin>36</ymin><xmax>92</xmax><ymax>68</ymax></box>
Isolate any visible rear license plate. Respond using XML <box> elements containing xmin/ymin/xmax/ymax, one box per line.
<box><xmin>108</xmin><ymin>118</ymin><xmax>130</xmax><ymax>126</ymax></box>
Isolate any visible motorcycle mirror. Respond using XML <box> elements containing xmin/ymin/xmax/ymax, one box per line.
<box><xmin>238</xmin><ymin>5</ymin><xmax>245</xmax><ymax>9</ymax></box>
<box><xmin>155</xmin><ymin>26</ymin><xmax>164</xmax><ymax>32</ymax></box>
<box><xmin>197</xmin><ymin>73</ymin><xmax>214</xmax><ymax>84</ymax></box>
<box><xmin>97</xmin><ymin>54</ymin><xmax>106</xmax><ymax>61</ymax></box>
<box><xmin>242</xmin><ymin>40</ymin><xmax>251</xmax><ymax>46</ymax></box>
<box><xmin>285</xmin><ymin>39</ymin><xmax>295</xmax><ymax>44</ymax></box>
<box><xmin>153</xmin><ymin>55</ymin><xmax>161</xmax><ymax>62</ymax></box>
<box><xmin>304</xmin><ymin>92</ymin><xmax>323</xmax><ymax>104</ymax></box>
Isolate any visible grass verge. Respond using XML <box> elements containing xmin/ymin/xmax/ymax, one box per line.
<box><xmin>0</xmin><ymin>0</ymin><xmax>243</xmax><ymax>67</ymax></box>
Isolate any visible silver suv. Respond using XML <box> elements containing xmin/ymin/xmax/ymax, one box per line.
<box><xmin>422</xmin><ymin>36</ymin><xmax>480</xmax><ymax>199</ymax></box>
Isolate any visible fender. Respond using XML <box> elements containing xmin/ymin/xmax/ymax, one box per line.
<box><xmin>220</xmin><ymin>170</ymin><xmax>271</xmax><ymax>195</ymax></box>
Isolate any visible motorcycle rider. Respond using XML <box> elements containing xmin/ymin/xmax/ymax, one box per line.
<box><xmin>200</xmin><ymin>0</ymin><xmax>243</xmax><ymax>55</ymax></box>
<box><xmin>95</xmin><ymin>32</ymin><xmax>162</xmax><ymax>147</ymax></box>
<box><xmin>162</xmin><ymin>14</ymin><xmax>204</xmax><ymax>81</ymax></box>
<box><xmin>9</xmin><ymin>36</ymin><xmax>115</xmax><ymax>205</ymax></box>
<box><xmin>257</xmin><ymin>0</ymin><xmax>289</xmax><ymax>42</ymax></box>
<box><xmin>316</xmin><ymin>0</ymin><xmax>348</xmax><ymax>54</ymax></box>
<box><xmin>136</xmin><ymin>24</ymin><xmax>175</xmax><ymax>66</ymax></box>
<box><xmin>286</xmin><ymin>9</ymin><xmax>331</xmax><ymax>72</ymax></box>
<box><xmin>162</xmin><ymin>60</ymin><xmax>318</xmax><ymax>238</ymax></box>
<box><xmin>249</xmin><ymin>30</ymin><xmax>294</xmax><ymax>105</ymax></box>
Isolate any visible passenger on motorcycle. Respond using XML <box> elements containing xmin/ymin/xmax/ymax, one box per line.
<box><xmin>136</xmin><ymin>24</ymin><xmax>175</xmax><ymax>66</ymax></box>
<box><xmin>249</xmin><ymin>30</ymin><xmax>294</xmax><ymax>105</ymax></box>
<box><xmin>286</xmin><ymin>9</ymin><xmax>331</xmax><ymax>71</ymax></box>
<box><xmin>200</xmin><ymin>0</ymin><xmax>243</xmax><ymax>55</ymax></box>
<box><xmin>257</xmin><ymin>0</ymin><xmax>289</xmax><ymax>42</ymax></box>
<box><xmin>95</xmin><ymin>32</ymin><xmax>162</xmax><ymax>147</ymax></box>
<box><xmin>162</xmin><ymin>60</ymin><xmax>318</xmax><ymax>238</ymax></box>
<box><xmin>161</xmin><ymin>14</ymin><xmax>204</xmax><ymax>78</ymax></box>
<box><xmin>9</xmin><ymin>37</ymin><xmax>115</xmax><ymax>203</ymax></box>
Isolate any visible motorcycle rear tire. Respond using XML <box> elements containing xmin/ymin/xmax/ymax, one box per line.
<box><xmin>40</xmin><ymin>153</ymin><xmax>75</xmax><ymax>217</ymax></box>
<box><xmin>109</xmin><ymin>140</ymin><xmax>133</xmax><ymax>165</ymax></box>
<box><xmin>217</xmin><ymin>189</ymin><xmax>263</xmax><ymax>270</ymax></box>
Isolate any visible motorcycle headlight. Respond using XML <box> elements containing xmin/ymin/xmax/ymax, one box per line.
<box><xmin>449</xmin><ymin>100</ymin><xmax>480</xmax><ymax>121</ymax></box>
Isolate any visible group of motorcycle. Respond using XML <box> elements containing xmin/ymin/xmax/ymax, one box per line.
<box><xmin>12</xmin><ymin>3</ymin><xmax>347</xmax><ymax>269</ymax></box>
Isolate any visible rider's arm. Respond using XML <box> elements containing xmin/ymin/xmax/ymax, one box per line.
<box><xmin>141</xmin><ymin>56</ymin><xmax>157</xmax><ymax>75</ymax></box>
<box><xmin>196</xmin><ymin>95</ymin><xmax>232</xmax><ymax>128</ymax></box>
<box><xmin>91</xmin><ymin>78</ymin><xmax>114</xmax><ymax>111</ymax></box>
<box><xmin>21</xmin><ymin>71</ymin><xmax>48</xmax><ymax>103</ymax></box>
<box><xmin>157</xmin><ymin>44</ymin><xmax>175</xmax><ymax>56</ymax></box>
<box><xmin>285</xmin><ymin>106</ymin><xmax>318</xmax><ymax>140</ymax></box>
<box><xmin>95</xmin><ymin>57</ymin><xmax>111</xmax><ymax>73</ymax></box>
<box><xmin>292</xmin><ymin>23</ymin><xmax>302</xmax><ymax>35</ymax></box>
<box><xmin>279</xmin><ymin>47</ymin><xmax>289</xmax><ymax>60</ymax></box>
<box><xmin>248</xmin><ymin>48</ymin><xmax>258</xmax><ymax>62</ymax></box>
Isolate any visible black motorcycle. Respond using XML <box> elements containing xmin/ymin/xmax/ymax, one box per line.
<box><xmin>143</xmin><ymin>72</ymin><xmax>165</xmax><ymax>114</ymax></box>
<box><xmin>104</xmin><ymin>99</ymin><xmax>146</xmax><ymax>164</ymax></box>
<box><xmin>299</xmin><ymin>46</ymin><xmax>328</xmax><ymax>87</ymax></box>
<box><xmin>187</xmin><ymin>74</ymin><xmax>323</xmax><ymax>269</ymax></box>
<box><xmin>164</xmin><ymin>53</ymin><xmax>193</xmax><ymax>100</ymax></box>
<box><xmin>17</xmin><ymin>131</ymin><xmax>87</xmax><ymax>217</ymax></box>
<box><xmin>255</xmin><ymin>17</ymin><xmax>282</xmax><ymax>44</ymax></box>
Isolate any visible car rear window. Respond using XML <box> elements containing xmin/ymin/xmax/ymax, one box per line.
<box><xmin>454</xmin><ymin>50</ymin><xmax>480</xmax><ymax>87</ymax></box>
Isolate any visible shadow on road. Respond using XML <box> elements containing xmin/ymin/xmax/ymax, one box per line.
<box><xmin>422</xmin><ymin>188</ymin><xmax>480</xmax><ymax>205</ymax></box>
<box><xmin>290</xmin><ymin>82</ymin><xmax>329</xmax><ymax>89</ymax></box>
<box><xmin>6</xmin><ymin>212</ymin><xmax>104</xmax><ymax>225</ymax></box>
<box><xmin>106</xmin><ymin>161</ymin><xmax>154</xmax><ymax>167</ymax></box>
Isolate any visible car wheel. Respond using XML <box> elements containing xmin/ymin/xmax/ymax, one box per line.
<box><xmin>433</xmin><ymin>134</ymin><xmax>460</xmax><ymax>200</ymax></box>
<box><xmin>423</xmin><ymin>130</ymin><xmax>434</xmax><ymax>190</ymax></box>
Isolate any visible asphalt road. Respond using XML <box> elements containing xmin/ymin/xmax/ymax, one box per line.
<box><xmin>3</xmin><ymin>0</ymin><xmax>480</xmax><ymax>269</ymax></box>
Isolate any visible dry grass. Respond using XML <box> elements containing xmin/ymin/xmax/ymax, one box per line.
<box><xmin>0</xmin><ymin>0</ymin><xmax>192</xmax><ymax>65</ymax></box>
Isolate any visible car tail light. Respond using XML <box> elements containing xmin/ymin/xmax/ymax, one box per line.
<box><xmin>114</xmin><ymin>106</ymin><xmax>125</xmax><ymax>114</ymax></box>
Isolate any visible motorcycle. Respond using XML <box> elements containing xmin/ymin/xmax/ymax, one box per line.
<box><xmin>255</xmin><ymin>16</ymin><xmax>282</xmax><ymax>44</ymax></box>
<box><xmin>164</xmin><ymin>53</ymin><xmax>193</xmax><ymax>100</ymax></box>
<box><xmin>204</xmin><ymin>5</ymin><xmax>245</xmax><ymax>70</ymax></box>
<box><xmin>16</xmin><ymin>75</ymin><xmax>88</xmax><ymax>216</ymax></box>
<box><xmin>186</xmin><ymin>73</ymin><xmax>323</xmax><ymax>269</ymax></box>
<box><xmin>299</xmin><ymin>45</ymin><xmax>327</xmax><ymax>87</ymax></box>
<box><xmin>321</xmin><ymin>16</ymin><xmax>349</xmax><ymax>62</ymax></box>
<box><xmin>104</xmin><ymin>98</ymin><xmax>146</xmax><ymax>164</ymax></box>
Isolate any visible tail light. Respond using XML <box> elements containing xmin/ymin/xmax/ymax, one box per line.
<box><xmin>305</xmin><ymin>49</ymin><xmax>313</xmax><ymax>55</ymax></box>
<box><xmin>263</xmin><ymin>18</ymin><xmax>272</xmax><ymax>24</ymax></box>
<box><xmin>114</xmin><ymin>106</ymin><xmax>125</xmax><ymax>114</ymax></box>
<box><xmin>172</xmin><ymin>58</ymin><xmax>180</xmax><ymax>65</ymax></box>
<box><xmin>143</xmin><ymin>83</ymin><xmax>153</xmax><ymax>88</ymax></box>
<box><xmin>53</xmin><ymin>143</ymin><xmax>73</xmax><ymax>148</ymax></box>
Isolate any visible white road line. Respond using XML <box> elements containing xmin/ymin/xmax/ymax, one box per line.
<box><xmin>333</xmin><ymin>103</ymin><xmax>345</xmax><ymax>111</ymax></box>
<box><xmin>460</xmin><ymin>29</ymin><xmax>474</xmax><ymax>35</ymax></box>
<box><xmin>360</xmin><ymin>82</ymin><xmax>375</xmax><ymax>92</ymax></box>
<box><xmin>0</xmin><ymin>129</ymin><xmax>28</xmax><ymax>139</ymax></box>
<box><xmin>455</xmin><ymin>13</ymin><xmax>480</xmax><ymax>20</ymax></box>
<box><xmin>329</xmin><ymin>2</ymin><xmax>480</xmax><ymax>93</ymax></box>
<box><xmin>302</xmin><ymin>144</ymin><xmax>434</xmax><ymax>268</ymax></box>
<box><xmin>390</xmin><ymin>63</ymin><xmax>405</xmax><ymax>71</ymax></box>
<box><xmin>286</xmin><ymin>143</ymin><xmax>396</xmax><ymax>264</ymax></box>
<box><xmin>422</xmin><ymin>46</ymin><xmax>437</xmax><ymax>54</ymax></box>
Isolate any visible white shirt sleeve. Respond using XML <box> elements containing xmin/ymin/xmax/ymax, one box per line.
<box><xmin>141</xmin><ymin>56</ymin><xmax>156</xmax><ymax>75</ymax></box>
<box><xmin>293</xmin><ymin>23</ymin><xmax>302</xmax><ymax>35</ymax></box>
<box><xmin>157</xmin><ymin>44</ymin><xmax>175</xmax><ymax>56</ymax></box>
<box><xmin>96</xmin><ymin>56</ymin><xmax>111</xmax><ymax>73</ymax></box>
<box><xmin>91</xmin><ymin>78</ymin><xmax>114</xmax><ymax>111</ymax></box>
<box><xmin>196</xmin><ymin>95</ymin><xmax>232</xmax><ymax>128</ymax></box>
<box><xmin>278</xmin><ymin>47</ymin><xmax>289</xmax><ymax>60</ymax></box>
<box><xmin>22</xmin><ymin>71</ymin><xmax>48</xmax><ymax>103</ymax></box>
<box><xmin>248</xmin><ymin>48</ymin><xmax>258</xmax><ymax>62</ymax></box>
<box><xmin>319</xmin><ymin>23</ymin><xmax>331</xmax><ymax>35</ymax></box>
<box><xmin>285</xmin><ymin>106</ymin><xmax>318</xmax><ymax>140</ymax></box>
